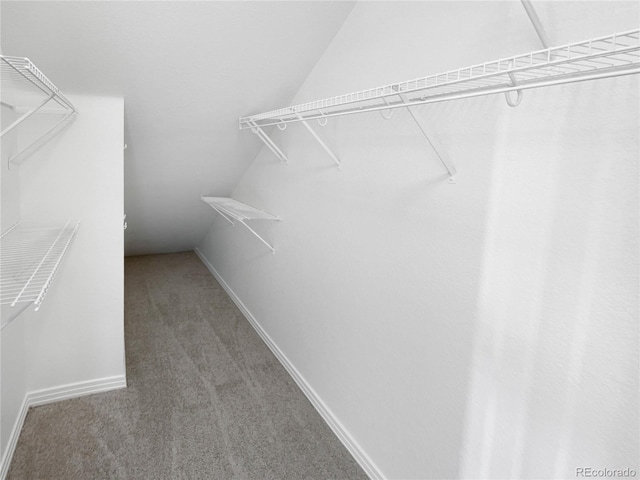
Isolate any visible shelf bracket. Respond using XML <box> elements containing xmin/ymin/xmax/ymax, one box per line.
<box><xmin>1</xmin><ymin>56</ymin><xmax>79</xmax><ymax>167</ymax></box>
<box><xmin>0</xmin><ymin>92</ymin><xmax>56</xmax><ymax>138</ymax></box>
<box><xmin>505</xmin><ymin>66</ymin><xmax>523</xmax><ymax>108</ymax></box>
<box><xmin>206</xmin><ymin>202</ymin><xmax>276</xmax><ymax>254</ymax></box>
<box><xmin>248</xmin><ymin>120</ymin><xmax>288</xmax><ymax>164</ymax></box>
<box><xmin>397</xmin><ymin>93</ymin><xmax>457</xmax><ymax>182</ymax></box>
<box><xmin>210</xmin><ymin>205</ymin><xmax>235</xmax><ymax>225</ymax></box>
<box><xmin>8</xmin><ymin>112</ymin><xmax>76</xmax><ymax>166</ymax></box>
<box><xmin>521</xmin><ymin>0</ymin><xmax>550</xmax><ymax>49</ymax></box>
<box><xmin>508</xmin><ymin>1</ymin><xmax>548</xmax><ymax>108</ymax></box>
<box><xmin>293</xmin><ymin>112</ymin><xmax>341</xmax><ymax>169</ymax></box>
<box><xmin>238</xmin><ymin>220</ymin><xmax>276</xmax><ymax>254</ymax></box>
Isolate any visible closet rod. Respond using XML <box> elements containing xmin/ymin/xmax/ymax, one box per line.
<box><xmin>239</xmin><ymin>28</ymin><xmax>639</xmax><ymax>129</ymax></box>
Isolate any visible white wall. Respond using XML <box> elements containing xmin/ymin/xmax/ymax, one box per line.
<box><xmin>0</xmin><ymin>106</ymin><xmax>20</xmax><ymax>232</ymax></box>
<box><xmin>0</xmin><ymin>94</ymin><xmax>125</xmax><ymax>473</ymax></box>
<box><xmin>198</xmin><ymin>2</ymin><xmax>639</xmax><ymax>479</ymax></box>
<box><xmin>0</xmin><ymin>105</ymin><xmax>28</xmax><ymax>477</ymax></box>
<box><xmin>1</xmin><ymin>1</ymin><xmax>356</xmax><ymax>256</ymax></box>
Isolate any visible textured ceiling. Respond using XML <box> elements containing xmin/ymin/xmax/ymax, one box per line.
<box><xmin>1</xmin><ymin>1</ymin><xmax>355</xmax><ymax>255</ymax></box>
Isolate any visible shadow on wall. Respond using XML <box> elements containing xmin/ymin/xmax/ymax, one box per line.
<box><xmin>458</xmin><ymin>77</ymin><xmax>639</xmax><ymax>479</ymax></box>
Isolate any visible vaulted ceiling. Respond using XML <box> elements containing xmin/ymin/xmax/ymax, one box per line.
<box><xmin>1</xmin><ymin>1</ymin><xmax>355</xmax><ymax>254</ymax></box>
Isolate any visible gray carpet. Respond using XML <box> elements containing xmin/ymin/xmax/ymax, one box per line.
<box><xmin>8</xmin><ymin>252</ymin><xmax>367</xmax><ymax>479</ymax></box>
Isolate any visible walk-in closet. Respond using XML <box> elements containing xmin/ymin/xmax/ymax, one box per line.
<box><xmin>1</xmin><ymin>1</ymin><xmax>638</xmax><ymax>479</ymax></box>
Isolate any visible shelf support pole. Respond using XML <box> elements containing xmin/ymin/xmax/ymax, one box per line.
<box><xmin>521</xmin><ymin>0</ymin><xmax>550</xmax><ymax>49</ymax></box>
<box><xmin>293</xmin><ymin>113</ymin><xmax>341</xmax><ymax>169</ymax></box>
<box><xmin>397</xmin><ymin>93</ymin><xmax>457</xmax><ymax>181</ymax></box>
<box><xmin>209</xmin><ymin>205</ymin><xmax>235</xmax><ymax>225</ymax></box>
<box><xmin>248</xmin><ymin>120</ymin><xmax>288</xmax><ymax>164</ymax></box>
<box><xmin>239</xmin><ymin>220</ymin><xmax>276</xmax><ymax>255</ymax></box>
<box><xmin>9</xmin><ymin>112</ymin><xmax>76</xmax><ymax>166</ymax></box>
<box><xmin>0</xmin><ymin>92</ymin><xmax>56</xmax><ymax>138</ymax></box>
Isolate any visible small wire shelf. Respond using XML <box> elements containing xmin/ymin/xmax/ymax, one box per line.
<box><xmin>1</xmin><ymin>55</ymin><xmax>77</xmax><ymax>165</ymax></box>
<box><xmin>202</xmin><ymin>197</ymin><xmax>279</xmax><ymax>253</ymax></box>
<box><xmin>0</xmin><ymin>56</ymin><xmax>75</xmax><ymax>113</ymax></box>
<box><xmin>240</xmin><ymin>29</ymin><xmax>640</xmax><ymax>128</ymax></box>
<box><xmin>1</xmin><ymin>220</ymin><xmax>79</xmax><ymax>329</ymax></box>
<box><xmin>202</xmin><ymin>197</ymin><xmax>279</xmax><ymax>222</ymax></box>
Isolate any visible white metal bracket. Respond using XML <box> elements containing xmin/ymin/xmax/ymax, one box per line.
<box><xmin>248</xmin><ymin>120</ymin><xmax>288</xmax><ymax>164</ymax></box>
<box><xmin>521</xmin><ymin>0</ymin><xmax>550</xmax><ymax>49</ymax></box>
<box><xmin>238</xmin><ymin>219</ymin><xmax>276</xmax><ymax>254</ymax></box>
<box><xmin>1</xmin><ymin>93</ymin><xmax>56</xmax><ymax>137</ymax></box>
<box><xmin>1</xmin><ymin>56</ymin><xmax>79</xmax><ymax>167</ymax></box>
<box><xmin>211</xmin><ymin>205</ymin><xmax>235</xmax><ymax>225</ymax></box>
<box><xmin>7</xmin><ymin>112</ymin><xmax>76</xmax><ymax>166</ymax></box>
<box><xmin>293</xmin><ymin>112</ymin><xmax>341</xmax><ymax>169</ymax></box>
<box><xmin>1</xmin><ymin>92</ymin><xmax>77</xmax><ymax>167</ymax></box>
<box><xmin>396</xmin><ymin>92</ymin><xmax>457</xmax><ymax>182</ymax></box>
<box><xmin>205</xmin><ymin>201</ymin><xmax>278</xmax><ymax>255</ymax></box>
<box><xmin>505</xmin><ymin>0</ymin><xmax>550</xmax><ymax>107</ymax></box>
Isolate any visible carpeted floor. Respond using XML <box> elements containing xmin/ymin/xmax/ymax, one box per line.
<box><xmin>8</xmin><ymin>252</ymin><xmax>367</xmax><ymax>479</ymax></box>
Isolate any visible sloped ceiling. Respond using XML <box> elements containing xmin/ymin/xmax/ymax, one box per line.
<box><xmin>1</xmin><ymin>1</ymin><xmax>355</xmax><ymax>255</ymax></box>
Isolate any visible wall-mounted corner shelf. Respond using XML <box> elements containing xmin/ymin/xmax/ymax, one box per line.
<box><xmin>1</xmin><ymin>220</ymin><xmax>80</xmax><ymax>329</ymax></box>
<box><xmin>202</xmin><ymin>196</ymin><xmax>279</xmax><ymax>254</ymax></box>
<box><xmin>1</xmin><ymin>55</ymin><xmax>78</xmax><ymax>165</ymax></box>
<box><xmin>239</xmin><ymin>28</ymin><xmax>639</xmax><ymax>178</ymax></box>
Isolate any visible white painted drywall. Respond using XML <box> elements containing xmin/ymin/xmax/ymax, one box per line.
<box><xmin>19</xmin><ymin>94</ymin><xmax>125</xmax><ymax>391</ymax></box>
<box><xmin>0</xmin><ymin>105</ymin><xmax>27</xmax><ymax>474</ymax></box>
<box><xmin>1</xmin><ymin>1</ymin><xmax>356</xmax><ymax>255</ymax></box>
<box><xmin>0</xmin><ymin>318</ymin><xmax>26</xmax><ymax>477</ymax></box>
<box><xmin>0</xmin><ymin>107</ymin><xmax>20</xmax><ymax>232</ymax></box>
<box><xmin>0</xmin><ymin>94</ymin><xmax>125</xmax><ymax>468</ymax></box>
<box><xmin>198</xmin><ymin>2</ymin><xmax>639</xmax><ymax>478</ymax></box>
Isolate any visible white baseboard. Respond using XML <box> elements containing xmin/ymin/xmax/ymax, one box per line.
<box><xmin>0</xmin><ymin>375</ymin><xmax>126</xmax><ymax>480</ymax></box>
<box><xmin>194</xmin><ymin>248</ymin><xmax>385</xmax><ymax>480</ymax></box>
<box><xmin>0</xmin><ymin>396</ymin><xmax>30</xmax><ymax>480</ymax></box>
<box><xmin>27</xmin><ymin>375</ymin><xmax>127</xmax><ymax>408</ymax></box>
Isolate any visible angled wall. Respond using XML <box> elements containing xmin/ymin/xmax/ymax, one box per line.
<box><xmin>1</xmin><ymin>1</ymin><xmax>356</xmax><ymax>256</ymax></box>
<box><xmin>198</xmin><ymin>2</ymin><xmax>639</xmax><ymax>478</ymax></box>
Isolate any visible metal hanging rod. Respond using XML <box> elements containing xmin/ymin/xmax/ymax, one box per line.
<box><xmin>1</xmin><ymin>220</ymin><xmax>80</xmax><ymax>330</ymax></box>
<box><xmin>239</xmin><ymin>29</ymin><xmax>639</xmax><ymax>130</ymax></box>
<box><xmin>202</xmin><ymin>197</ymin><xmax>280</xmax><ymax>254</ymax></box>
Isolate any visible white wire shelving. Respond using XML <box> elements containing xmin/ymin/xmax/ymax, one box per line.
<box><xmin>239</xmin><ymin>28</ymin><xmax>639</xmax><ymax>178</ymax></box>
<box><xmin>1</xmin><ymin>55</ymin><xmax>77</xmax><ymax>165</ymax></box>
<box><xmin>202</xmin><ymin>197</ymin><xmax>279</xmax><ymax>254</ymax></box>
<box><xmin>240</xmin><ymin>29</ymin><xmax>639</xmax><ymax>129</ymax></box>
<box><xmin>1</xmin><ymin>220</ymin><xmax>80</xmax><ymax>329</ymax></box>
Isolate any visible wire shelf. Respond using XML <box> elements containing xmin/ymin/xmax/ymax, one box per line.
<box><xmin>202</xmin><ymin>197</ymin><xmax>279</xmax><ymax>222</ymax></box>
<box><xmin>1</xmin><ymin>220</ymin><xmax>79</xmax><ymax>329</ymax></box>
<box><xmin>240</xmin><ymin>29</ymin><xmax>640</xmax><ymax>128</ymax></box>
<box><xmin>1</xmin><ymin>56</ymin><xmax>78</xmax><ymax>165</ymax></box>
<box><xmin>202</xmin><ymin>197</ymin><xmax>279</xmax><ymax>253</ymax></box>
<box><xmin>0</xmin><ymin>56</ymin><xmax>76</xmax><ymax>113</ymax></box>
